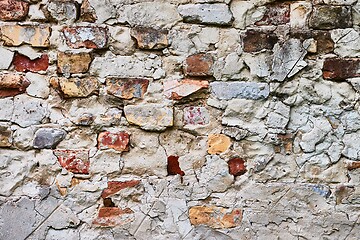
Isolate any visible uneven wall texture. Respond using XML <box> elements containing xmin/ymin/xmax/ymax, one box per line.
<box><xmin>0</xmin><ymin>0</ymin><xmax>360</xmax><ymax>239</ymax></box>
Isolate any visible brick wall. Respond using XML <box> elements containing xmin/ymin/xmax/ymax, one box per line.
<box><xmin>0</xmin><ymin>0</ymin><xmax>359</xmax><ymax>239</ymax></box>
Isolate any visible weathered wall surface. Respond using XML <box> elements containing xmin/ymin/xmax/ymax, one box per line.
<box><xmin>0</xmin><ymin>0</ymin><xmax>360</xmax><ymax>239</ymax></box>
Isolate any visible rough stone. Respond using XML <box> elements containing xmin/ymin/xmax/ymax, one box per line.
<box><xmin>124</xmin><ymin>104</ymin><xmax>173</xmax><ymax>131</ymax></box>
<box><xmin>163</xmin><ymin>79</ymin><xmax>209</xmax><ymax>100</ymax></box>
<box><xmin>80</xmin><ymin>0</ymin><xmax>97</xmax><ymax>22</ymax></box>
<box><xmin>178</xmin><ymin>4</ymin><xmax>233</xmax><ymax>26</ymax></box>
<box><xmin>0</xmin><ymin>0</ymin><xmax>29</xmax><ymax>21</ymax></box>
<box><xmin>189</xmin><ymin>206</ymin><xmax>242</xmax><ymax>228</ymax></box>
<box><xmin>0</xmin><ymin>197</ymin><xmax>36</xmax><ymax>240</ymax></box>
<box><xmin>98</xmin><ymin>131</ymin><xmax>130</xmax><ymax>152</ymax></box>
<box><xmin>55</xmin><ymin>77</ymin><xmax>99</xmax><ymax>98</ymax></box>
<box><xmin>0</xmin><ymin>150</ymin><xmax>36</xmax><ymax>196</ymax></box>
<box><xmin>90</xmin><ymin>55</ymin><xmax>163</xmax><ymax>79</ymax></box>
<box><xmin>184</xmin><ymin>106</ymin><xmax>210</xmax><ymax>126</ymax></box>
<box><xmin>13</xmin><ymin>53</ymin><xmax>49</xmax><ymax>72</ymax></box>
<box><xmin>90</xmin><ymin>149</ymin><xmax>123</xmax><ymax>175</ymax></box>
<box><xmin>184</xmin><ymin>53</ymin><xmax>213</xmax><ymax>76</ymax></box>
<box><xmin>0</xmin><ymin>74</ymin><xmax>30</xmax><ymax>98</ymax></box>
<box><xmin>0</xmin><ymin>47</ymin><xmax>14</xmax><ymax>69</ymax></box>
<box><xmin>45</xmin><ymin>0</ymin><xmax>77</xmax><ymax>23</ymax></box>
<box><xmin>12</xmin><ymin>94</ymin><xmax>48</xmax><ymax>127</ymax></box>
<box><xmin>0</xmin><ymin>124</ymin><xmax>12</xmax><ymax>147</ymax></box>
<box><xmin>106</xmin><ymin>77</ymin><xmax>149</xmax><ymax>99</ymax></box>
<box><xmin>33</xmin><ymin>128</ymin><xmax>66</xmax><ymax>149</ymax></box>
<box><xmin>57</xmin><ymin>52</ymin><xmax>92</xmax><ymax>74</ymax></box>
<box><xmin>54</xmin><ymin>149</ymin><xmax>90</xmax><ymax>174</ymax></box>
<box><xmin>309</xmin><ymin>6</ymin><xmax>352</xmax><ymax>30</ymax></box>
<box><xmin>210</xmin><ymin>81</ymin><xmax>270</xmax><ymax>100</ymax></box>
<box><xmin>25</xmin><ymin>72</ymin><xmax>50</xmax><ymax>98</ymax></box>
<box><xmin>271</xmin><ymin>39</ymin><xmax>308</xmax><ymax>81</ymax></box>
<box><xmin>207</xmin><ymin>134</ymin><xmax>231</xmax><ymax>154</ymax></box>
<box><xmin>199</xmin><ymin>155</ymin><xmax>234</xmax><ymax>192</ymax></box>
<box><xmin>122</xmin><ymin>2</ymin><xmax>181</xmax><ymax>28</ymax></box>
<box><xmin>62</xmin><ymin>26</ymin><xmax>108</xmax><ymax>49</ymax></box>
<box><xmin>131</xmin><ymin>27</ymin><xmax>169</xmax><ymax>50</ymax></box>
<box><xmin>0</xmin><ymin>25</ymin><xmax>51</xmax><ymax>47</ymax></box>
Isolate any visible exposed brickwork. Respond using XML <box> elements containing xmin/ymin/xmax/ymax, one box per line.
<box><xmin>0</xmin><ymin>1</ymin><xmax>359</xmax><ymax>239</ymax></box>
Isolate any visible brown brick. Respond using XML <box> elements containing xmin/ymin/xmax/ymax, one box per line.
<box><xmin>0</xmin><ymin>74</ymin><xmax>30</xmax><ymax>98</ymax></box>
<box><xmin>106</xmin><ymin>78</ymin><xmax>149</xmax><ymax>99</ymax></box>
<box><xmin>62</xmin><ymin>26</ymin><xmax>108</xmax><ymax>49</ymax></box>
<box><xmin>309</xmin><ymin>6</ymin><xmax>352</xmax><ymax>30</ymax></box>
<box><xmin>255</xmin><ymin>3</ymin><xmax>290</xmax><ymax>26</ymax></box>
<box><xmin>243</xmin><ymin>29</ymin><xmax>278</xmax><ymax>52</ymax></box>
<box><xmin>0</xmin><ymin>0</ymin><xmax>29</xmax><ymax>21</ymax></box>
<box><xmin>13</xmin><ymin>53</ymin><xmax>49</xmax><ymax>72</ymax></box>
<box><xmin>184</xmin><ymin>53</ymin><xmax>213</xmax><ymax>76</ymax></box>
<box><xmin>131</xmin><ymin>27</ymin><xmax>169</xmax><ymax>50</ymax></box>
<box><xmin>323</xmin><ymin>58</ymin><xmax>360</xmax><ymax>80</ymax></box>
<box><xmin>57</xmin><ymin>52</ymin><xmax>92</xmax><ymax>74</ymax></box>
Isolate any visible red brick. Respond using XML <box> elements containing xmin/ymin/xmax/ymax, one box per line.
<box><xmin>228</xmin><ymin>158</ymin><xmax>246</xmax><ymax>176</ymax></box>
<box><xmin>290</xmin><ymin>30</ymin><xmax>334</xmax><ymax>54</ymax></box>
<box><xmin>106</xmin><ymin>78</ymin><xmax>149</xmax><ymax>99</ymax></box>
<box><xmin>163</xmin><ymin>79</ymin><xmax>209</xmax><ymax>100</ymax></box>
<box><xmin>0</xmin><ymin>74</ymin><xmax>30</xmax><ymax>98</ymax></box>
<box><xmin>101</xmin><ymin>180</ymin><xmax>140</xmax><ymax>199</ymax></box>
<box><xmin>323</xmin><ymin>58</ymin><xmax>360</xmax><ymax>81</ymax></box>
<box><xmin>53</xmin><ymin>149</ymin><xmax>90</xmax><ymax>174</ymax></box>
<box><xmin>167</xmin><ymin>156</ymin><xmax>185</xmax><ymax>176</ymax></box>
<box><xmin>97</xmin><ymin>131</ymin><xmax>130</xmax><ymax>152</ymax></box>
<box><xmin>243</xmin><ymin>29</ymin><xmax>278</xmax><ymax>52</ymax></box>
<box><xmin>255</xmin><ymin>3</ymin><xmax>290</xmax><ymax>26</ymax></box>
<box><xmin>13</xmin><ymin>53</ymin><xmax>49</xmax><ymax>72</ymax></box>
<box><xmin>62</xmin><ymin>26</ymin><xmax>108</xmax><ymax>49</ymax></box>
<box><xmin>0</xmin><ymin>0</ymin><xmax>29</xmax><ymax>21</ymax></box>
<box><xmin>93</xmin><ymin>207</ymin><xmax>134</xmax><ymax>227</ymax></box>
<box><xmin>184</xmin><ymin>53</ymin><xmax>213</xmax><ymax>77</ymax></box>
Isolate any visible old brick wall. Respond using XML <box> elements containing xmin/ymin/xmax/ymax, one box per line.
<box><xmin>0</xmin><ymin>0</ymin><xmax>359</xmax><ymax>239</ymax></box>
